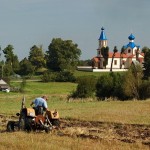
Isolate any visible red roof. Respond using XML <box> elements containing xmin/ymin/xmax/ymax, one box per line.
<box><xmin>92</xmin><ymin>52</ymin><xmax>144</xmax><ymax>60</ymax></box>
<box><xmin>108</xmin><ymin>52</ymin><xmax>130</xmax><ymax>58</ymax></box>
<box><xmin>92</xmin><ymin>57</ymin><xmax>100</xmax><ymax>63</ymax></box>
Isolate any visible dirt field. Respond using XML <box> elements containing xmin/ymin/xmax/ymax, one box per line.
<box><xmin>0</xmin><ymin>114</ymin><xmax>150</xmax><ymax>148</ymax></box>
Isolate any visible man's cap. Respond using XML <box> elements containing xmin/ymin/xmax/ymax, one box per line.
<box><xmin>42</xmin><ymin>95</ymin><xmax>48</xmax><ymax>100</ymax></box>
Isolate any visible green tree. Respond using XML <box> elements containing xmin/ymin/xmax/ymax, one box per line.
<box><xmin>96</xmin><ymin>74</ymin><xmax>113</xmax><ymax>100</ymax></box>
<box><xmin>28</xmin><ymin>45</ymin><xmax>46</xmax><ymax>70</ymax></box>
<box><xmin>41</xmin><ymin>71</ymin><xmax>56</xmax><ymax>82</ymax></box>
<box><xmin>55</xmin><ymin>70</ymin><xmax>76</xmax><ymax>82</ymax></box>
<box><xmin>142</xmin><ymin>46</ymin><xmax>149</xmax><ymax>54</ymax></box>
<box><xmin>139</xmin><ymin>79</ymin><xmax>150</xmax><ymax>100</ymax></box>
<box><xmin>19</xmin><ymin>78</ymin><xmax>26</xmax><ymax>93</ymax></box>
<box><xmin>0</xmin><ymin>60</ymin><xmax>4</xmax><ymax>78</ymax></box>
<box><xmin>13</xmin><ymin>55</ymin><xmax>20</xmax><ymax>73</ymax></box>
<box><xmin>101</xmin><ymin>46</ymin><xmax>109</xmax><ymax>69</ymax></box>
<box><xmin>46</xmin><ymin>38</ymin><xmax>81</xmax><ymax>71</ymax></box>
<box><xmin>78</xmin><ymin>59</ymin><xmax>92</xmax><ymax>66</ymax></box>
<box><xmin>143</xmin><ymin>48</ymin><xmax>150</xmax><ymax>79</ymax></box>
<box><xmin>110</xmin><ymin>72</ymin><xmax>125</xmax><ymax>100</ymax></box>
<box><xmin>3</xmin><ymin>64</ymin><xmax>13</xmax><ymax>77</ymax></box>
<box><xmin>120</xmin><ymin>46</ymin><xmax>125</xmax><ymax>69</ymax></box>
<box><xmin>70</xmin><ymin>76</ymin><xmax>96</xmax><ymax>99</ymax></box>
<box><xmin>18</xmin><ymin>57</ymin><xmax>34</xmax><ymax>76</ymax></box>
<box><xmin>123</xmin><ymin>64</ymin><xmax>143</xmax><ymax>100</ymax></box>
<box><xmin>3</xmin><ymin>45</ymin><xmax>14</xmax><ymax>64</ymax></box>
<box><xmin>3</xmin><ymin>45</ymin><xmax>19</xmax><ymax>75</ymax></box>
<box><xmin>96</xmin><ymin>72</ymin><xmax>128</xmax><ymax>100</ymax></box>
<box><xmin>110</xmin><ymin>46</ymin><xmax>118</xmax><ymax>72</ymax></box>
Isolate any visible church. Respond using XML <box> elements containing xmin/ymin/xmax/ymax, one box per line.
<box><xmin>92</xmin><ymin>27</ymin><xmax>144</xmax><ymax>70</ymax></box>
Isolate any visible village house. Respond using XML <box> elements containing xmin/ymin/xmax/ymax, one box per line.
<box><xmin>0</xmin><ymin>79</ymin><xmax>10</xmax><ymax>92</ymax></box>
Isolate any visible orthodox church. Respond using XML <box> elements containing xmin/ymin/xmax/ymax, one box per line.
<box><xmin>92</xmin><ymin>27</ymin><xmax>144</xmax><ymax>70</ymax></box>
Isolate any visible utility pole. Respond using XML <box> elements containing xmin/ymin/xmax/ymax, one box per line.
<box><xmin>2</xmin><ymin>65</ymin><xmax>3</xmax><ymax>78</ymax></box>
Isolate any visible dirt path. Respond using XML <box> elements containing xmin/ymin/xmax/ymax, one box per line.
<box><xmin>0</xmin><ymin>114</ymin><xmax>150</xmax><ymax>147</ymax></box>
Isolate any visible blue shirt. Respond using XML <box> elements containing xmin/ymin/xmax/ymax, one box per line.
<box><xmin>33</xmin><ymin>97</ymin><xmax>48</xmax><ymax>109</ymax></box>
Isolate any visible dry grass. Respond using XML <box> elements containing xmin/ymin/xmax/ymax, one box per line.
<box><xmin>0</xmin><ymin>131</ymin><xmax>149</xmax><ymax>150</ymax></box>
<box><xmin>0</xmin><ymin>94</ymin><xmax>150</xmax><ymax>125</ymax></box>
<box><xmin>60</xmin><ymin>99</ymin><xmax>150</xmax><ymax>125</ymax></box>
<box><xmin>0</xmin><ymin>83</ymin><xmax>150</xmax><ymax>149</ymax></box>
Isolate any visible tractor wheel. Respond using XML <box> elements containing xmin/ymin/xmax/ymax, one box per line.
<box><xmin>51</xmin><ymin>119</ymin><xmax>60</xmax><ymax>127</ymax></box>
<box><xmin>45</xmin><ymin>127</ymin><xmax>51</xmax><ymax>133</ymax></box>
<box><xmin>19</xmin><ymin>113</ymin><xmax>31</xmax><ymax>132</ymax></box>
<box><xmin>19</xmin><ymin>113</ymin><xmax>26</xmax><ymax>130</ymax></box>
<box><xmin>25</xmin><ymin>118</ymin><xmax>32</xmax><ymax>132</ymax></box>
<box><xmin>7</xmin><ymin>121</ymin><xmax>15</xmax><ymax>132</ymax></box>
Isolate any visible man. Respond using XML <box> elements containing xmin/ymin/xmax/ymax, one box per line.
<box><xmin>30</xmin><ymin>95</ymin><xmax>48</xmax><ymax>115</ymax></box>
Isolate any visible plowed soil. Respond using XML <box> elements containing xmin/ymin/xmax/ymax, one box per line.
<box><xmin>0</xmin><ymin>114</ymin><xmax>150</xmax><ymax>147</ymax></box>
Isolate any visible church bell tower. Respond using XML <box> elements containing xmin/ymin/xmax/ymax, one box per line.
<box><xmin>97</xmin><ymin>27</ymin><xmax>108</xmax><ymax>57</ymax></box>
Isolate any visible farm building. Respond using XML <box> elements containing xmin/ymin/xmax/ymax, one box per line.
<box><xmin>0</xmin><ymin>79</ymin><xmax>10</xmax><ymax>92</ymax></box>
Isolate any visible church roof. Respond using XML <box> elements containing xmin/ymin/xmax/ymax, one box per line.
<box><xmin>92</xmin><ymin>57</ymin><xmax>100</xmax><ymax>63</ymax></box>
<box><xmin>108</xmin><ymin>52</ymin><xmax>128</xmax><ymax>58</ymax></box>
<box><xmin>128</xmin><ymin>34</ymin><xmax>135</xmax><ymax>40</ymax></box>
<box><xmin>0</xmin><ymin>79</ymin><xmax>7</xmax><ymax>85</ymax></box>
<box><xmin>124</xmin><ymin>33</ymin><xmax>140</xmax><ymax>49</ymax></box>
<box><xmin>98</xmin><ymin>27</ymin><xmax>107</xmax><ymax>40</ymax></box>
<box><xmin>92</xmin><ymin>52</ymin><xmax>144</xmax><ymax>61</ymax></box>
<box><xmin>124</xmin><ymin>42</ymin><xmax>140</xmax><ymax>49</ymax></box>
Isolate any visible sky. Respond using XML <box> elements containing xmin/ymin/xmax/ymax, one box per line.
<box><xmin>0</xmin><ymin>0</ymin><xmax>150</xmax><ymax>60</ymax></box>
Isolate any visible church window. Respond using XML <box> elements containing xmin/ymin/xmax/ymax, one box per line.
<box><xmin>128</xmin><ymin>49</ymin><xmax>131</xmax><ymax>53</ymax></box>
<box><xmin>114</xmin><ymin>60</ymin><xmax>117</xmax><ymax>65</ymax></box>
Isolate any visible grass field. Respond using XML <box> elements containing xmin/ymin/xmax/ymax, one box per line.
<box><xmin>0</xmin><ymin>81</ymin><xmax>150</xmax><ymax>150</ymax></box>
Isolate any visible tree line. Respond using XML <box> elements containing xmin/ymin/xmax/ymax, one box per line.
<box><xmin>0</xmin><ymin>37</ymin><xmax>150</xmax><ymax>100</ymax></box>
<box><xmin>68</xmin><ymin>46</ymin><xmax>150</xmax><ymax>100</ymax></box>
<box><xmin>1</xmin><ymin>37</ymin><xmax>149</xmax><ymax>80</ymax></box>
<box><xmin>69</xmin><ymin>64</ymin><xmax>150</xmax><ymax>100</ymax></box>
<box><xmin>0</xmin><ymin>38</ymin><xmax>81</xmax><ymax>78</ymax></box>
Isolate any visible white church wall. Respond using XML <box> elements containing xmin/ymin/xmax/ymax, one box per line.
<box><xmin>106</xmin><ymin>58</ymin><xmax>120</xmax><ymax>69</ymax></box>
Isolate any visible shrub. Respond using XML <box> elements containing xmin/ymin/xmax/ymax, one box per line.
<box><xmin>143</xmin><ymin>49</ymin><xmax>150</xmax><ymax>79</ymax></box>
<box><xmin>96</xmin><ymin>74</ymin><xmax>113</xmax><ymax>100</ymax></box>
<box><xmin>41</xmin><ymin>71</ymin><xmax>56</xmax><ymax>82</ymax></box>
<box><xmin>139</xmin><ymin>79</ymin><xmax>150</xmax><ymax>100</ymax></box>
<box><xmin>110</xmin><ymin>72</ymin><xmax>127</xmax><ymax>100</ymax></box>
<box><xmin>19</xmin><ymin>78</ymin><xmax>26</xmax><ymax>93</ymax></box>
<box><xmin>123</xmin><ymin>65</ymin><xmax>143</xmax><ymax>100</ymax></box>
<box><xmin>96</xmin><ymin>73</ymin><xmax>128</xmax><ymax>100</ymax></box>
<box><xmin>69</xmin><ymin>76</ymin><xmax>96</xmax><ymax>98</ymax></box>
<box><xmin>55</xmin><ymin>71</ymin><xmax>76</xmax><ymax>82</ymax></box>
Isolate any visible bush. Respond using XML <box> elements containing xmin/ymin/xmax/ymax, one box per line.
<box><xmin>139</xmin><ymin>79</ymin><xmax>150</xmax><ymax>100</ymax></box>
<box><xmin>123</xmin><ymin>65</ymin><xmax>143</xmax><ymax>100</ymax></box>
<box><xmin>110</xmin><ymin>72</ymin><xmax>127</xmax><ymax>100</ymax></box>
<box><xmin>41</xmin><ymin>70</ymin><xmax>76</xmax><ymax>82</ymax></box>
<box><xmin>69</xmin><ymin>76</ymin><xmax>96</xmax><ymax>98</ymax></box>
<box><xmin>96</xmin><ymin>74</ymin><xmax>113</xmax><ymax>100</ymax></box>
<box><xmin>96</xmin><ymin>73</ymin><xmax>128</xmax><ymax>100</ymax></box>
<box><xmin>19</xmin><ymin>78</ymin><xmax>26</xmax><ymax>93</ymax></box>
<box><xmin>41</xmin><ymin>71</ymin><xmax>56</xmax><ymax>82</ymax></box>
<box><xmin>55</xmin><ymin>71</ymin><xmax>76</xmax><ymax>82</ymax></box>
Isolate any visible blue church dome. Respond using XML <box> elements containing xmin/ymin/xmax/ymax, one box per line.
<box><xmin>124</xmin><ymin>33</ymin><xmax>140</xmax><ymax>49</ymax></box>
<box><xmin>128</xmin><ymin>34</ymin><xmax>135</xmax><ymax>40</ymax></box>
<box><xmin>99</xmin><ymin>27</ymin><xmax>107</xmax><ymax>40</ymax></box>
